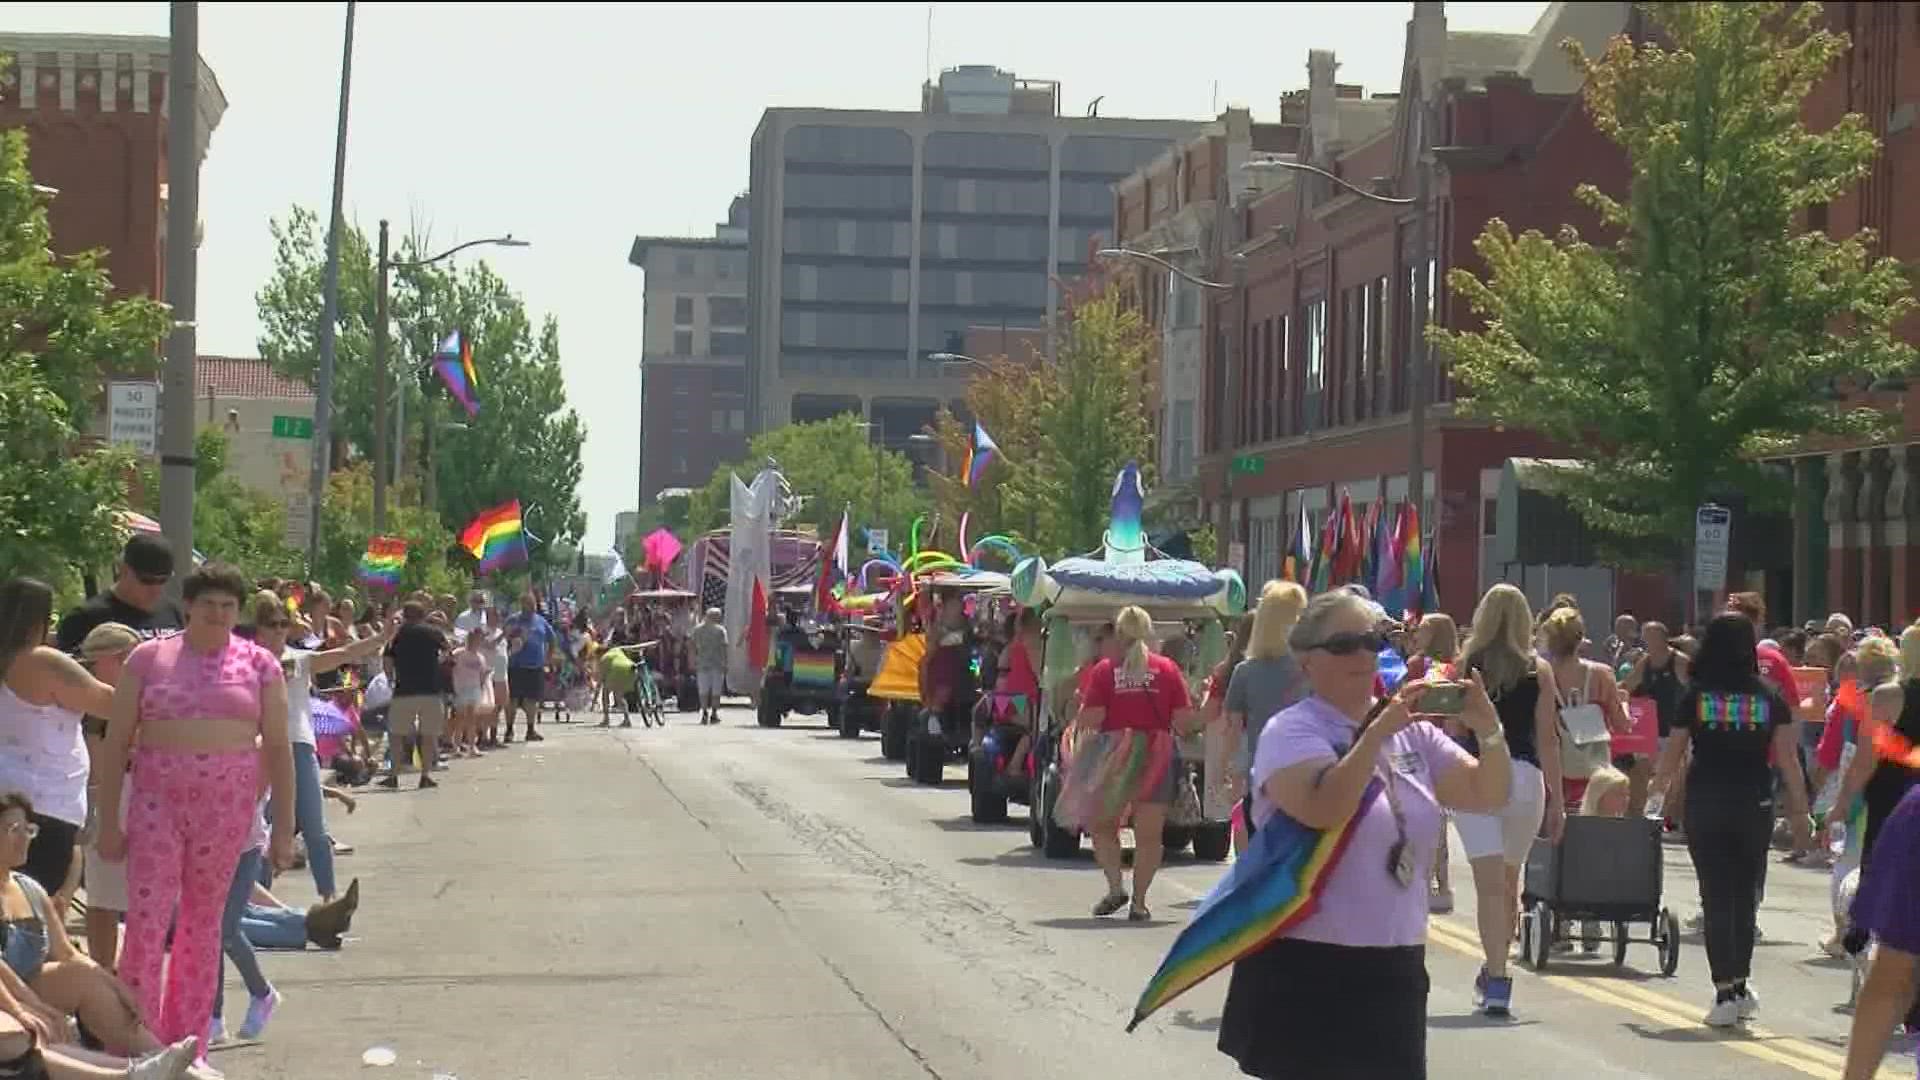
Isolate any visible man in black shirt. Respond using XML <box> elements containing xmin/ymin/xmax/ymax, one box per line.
<box><xmin>382</xmin><ymin>602</ymin><xmax>448</xmax><ymax>790</ymax></box>
<box><xmin>53</xmin><ymin>533</ymin><xmax>183</xmax><ymax>652</ymax></box>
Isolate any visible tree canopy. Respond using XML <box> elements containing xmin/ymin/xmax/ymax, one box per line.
<box><xmin>684</xmin><ymin>415</ymin><xmax>920</xmax><ymax>551</ymax></box>
<box><xmin>0</xmin><ymin>128</ymin><xmax>169</xmax><ymax>587</ymax></box>
<box><xmin>1433</xmin><ymin>1</ymin><xmax>1915</xmax><ymax>556</ymax></box>
<box><xmin>255</xmin><ymin>207</ymin><xmax>586</xmax><ymax>549</ymax></box>
<box><xmin>311</xmin><ymin>462</ymin><xmax>466</xmax><ymax>600</ymax></box>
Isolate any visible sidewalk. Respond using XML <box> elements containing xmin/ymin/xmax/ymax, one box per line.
<box><xmin>216</xmin><ymin>723</ymin><xmax>930</xmax><ymax>1080</ymax></box>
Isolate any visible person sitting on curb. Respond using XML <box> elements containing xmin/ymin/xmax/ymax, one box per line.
<box><xmin>239</xmin><ymin>877</ymin><xmax>358</xmax><ymax>951</ymax></box>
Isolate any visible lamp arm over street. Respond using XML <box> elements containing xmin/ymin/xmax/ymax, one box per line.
<box><xmin>387</xmin><ymin>235</ymin><xmax>530</xmax><ymax>272</ymax></box>
<box><xmin>1095</xmin><ymin>248</ymin><xmax>1233</xmax><ymax>291</ymax></box>
<box><xmin>1243</xmin><ymin>157</ymin><xmax>1415</xmax><ymax>205</ymax></box>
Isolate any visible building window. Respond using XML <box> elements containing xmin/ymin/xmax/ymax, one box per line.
<box><xmin>1483</xmin><ymin>497</ymin><xmax>1498</xmax><ymax>537</ymax></box>
<box><xmin>676</xmin><ymin>254</ymin><xmax>698</xmax><ymax>276</ymax></box>
<box><xmin>709</xmin><ymin>296</ymin><xmax>747</xmax><ymax>326</ymax></box>
<box><xmin>709</xmin><ymin>331</ymin><xmax>747</xmax><ymax>358</ymax></box>
<box><xmin>674</xmin><ymin>297</ymin><xmax>696</xmax><ymax>325</ymax></box>
<box><xmin>712</xmin><ymin>367</ymin><xmax>747</xmax><ymax>394</ymax></box>
<box><xmin>673</xmin><ymin>330</ymin><xmax>694</xmax><ymax>355</ymax></box>
<box><xmin>1273</xmin><ymin>315</ymin><xmax>1289</xmax><ymax>437</ymax></box>
<box><xmin>1303</xmin><ymin>298</ymin><xmax>1327</xmax><ymax>431</ymax></box>
<box><xmin>1369</xmin><ymin>276</ymin><xmax>1387</xmax><ymax>418</ymax></box>
<box><xmin>673</xmin><ymin>454</ymin><xmax>688</xmax><ymax>475</ymax></box>
<box><xmin>731</xmin><ymin>409</ymin><xmax>746</xmax><ymax>432</ymax></box>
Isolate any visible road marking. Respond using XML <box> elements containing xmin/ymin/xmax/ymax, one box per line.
<box><xmin>1423</xmin><ymin>919</ymin><xmax>1845</xmax><ymax>1078</ymax></box>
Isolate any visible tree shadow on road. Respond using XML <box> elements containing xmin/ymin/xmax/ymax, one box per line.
<box><xmin>927</xmin><ymin>816</ymin><xmax>1026</xmax><ymax>833</ymax></box>
<box><xmin>1032</xmin><ymin>916</ymin><xmax>1149</xmax><ymax>931</ymax></box>
<box><xmin>959</xmin><ymin>848</ymin><xmax>1093</xmax><ymax>870</ymax></box>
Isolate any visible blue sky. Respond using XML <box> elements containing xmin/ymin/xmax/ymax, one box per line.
<box><xmin>8</xmin><ymin>1</ymin><xmax>1548</xmax><ymax>549</ymax></box>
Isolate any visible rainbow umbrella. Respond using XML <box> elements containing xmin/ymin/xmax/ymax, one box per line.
<box><xmin>1127</xmin><ymin>779</ymin><xmax>1381</xmax><ymax>1032</ymax></box>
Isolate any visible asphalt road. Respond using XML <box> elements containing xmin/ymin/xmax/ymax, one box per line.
<box><xmin>223</xmin><ymin>702</ymin><xmax>1917</xmax><ymax>1079</ymax></box>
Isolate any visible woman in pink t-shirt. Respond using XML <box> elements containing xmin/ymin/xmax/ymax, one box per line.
<box><xmin>1056</xmin><ymin>606</ymin><xmax>1198</xmax><ymax>922</ymax></box>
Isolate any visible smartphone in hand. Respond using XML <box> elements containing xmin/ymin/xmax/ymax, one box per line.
<box><xmin>1420</xmin><ymin>681</ymin><xmax>1468</xmax><ymax>715</ymax></box>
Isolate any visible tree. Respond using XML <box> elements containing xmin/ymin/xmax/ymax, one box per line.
<box><xmin>685</xmin><ymin>416</ymin><xmax>919</xmax><ymax>551</ymax></box>
<box><xmin>927</xmin><ymin>287</ymin><xmax>1157</xmax><ymax>558</ymax></box>
<box><xmin>255</xmin><ymin>208</ymin><xmax>586</xmax><ymax>548</ymax></box>
<box><xmin>0</xmin><ymin>128</ymin><xmax>170</xmax><ymax>586</ymax></box>
<box><xmin>311</xmin><ymin>463</ymin><xmax>467</xmax><ymax>601</ymax></box>
<box><xmin>185</xmin><ymin>429</ymin><xmax>305</xmax><ymax>581</ymax></box>
<box><xmin>1432</xmin><ymin>2</ymin><xmax>1915</xmax><ymax>557</ymax></box>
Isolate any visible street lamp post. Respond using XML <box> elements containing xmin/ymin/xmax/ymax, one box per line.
<box><xmin>1243</xmin><ymin>153</ymin><xmax>1434</xmax><ymax>530</ymax></box>
<box><xmin>371</xmin><ymin>228</ymin><xmax>529</xmax><ymax>529</ymax></box>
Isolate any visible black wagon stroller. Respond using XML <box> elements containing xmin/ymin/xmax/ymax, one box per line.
<box><xmin>1518</xmin><ymin>815</ymin><xmax>1682</xmax><ymax>976</ymax></box>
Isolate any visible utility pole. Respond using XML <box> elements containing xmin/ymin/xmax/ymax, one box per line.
<box><xmin>157</xmin><ymin>1</ymin><xmax>200</xmax><ymax>588</ymax></box>
<box><xmin>372</xmin><ymin>218</ymin><xmax>390</xmax><ymax>530</ymax></box>
<box><xmin>1407</xmin><ymin>103</ymin><xmax>1432</xmax><ymax>535</ymax></box>
<box><xmin>307</xmin><ymin>0</ymin><xmax>356</xmax><ymax>562</ymax></box>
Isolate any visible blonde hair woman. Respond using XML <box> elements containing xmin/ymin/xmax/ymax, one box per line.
<box><xmin>1221</xmin><ymin>582</ymin><xmax>1310</xmax><ymax>855</ymax></box>
<box><xmin>1408</xmin><ymin>613</ymin><xmax>1459</xmax><ymax>681</ymax></box>
<box><xmin>1059</xmin><ymin>605</ymin><xmax>1198</xmax><ymax>921</ymax></box>
<box><xmin>1453</xmin><ymin>583</ymin><xmax>1564</xmax><ymax>1016</ymax></box>
<box><xmin>1830</xmin><ymin>624</ymin><xmax>1920</xmax><ymax>966</ymax></box>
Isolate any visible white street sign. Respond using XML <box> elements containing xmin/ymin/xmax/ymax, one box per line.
<box><xmin>1694</xmin><ymin>504</ymin><xmax>1731</xmax><ymax>593</ymax></box>
<box><xmin>107</xmin><ymin>382</ymin><xmax>160</xmax><ymax>456</ymax></box>
<box><xmin>867</xmin><ymin>528</ymin><xmax>889</xmax><ymax>556</ymax></box>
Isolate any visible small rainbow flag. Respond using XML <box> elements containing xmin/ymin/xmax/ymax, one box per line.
<box><xmin>460</xmin><ymin>500</ymin><xmax>529</xmax><ymax>573</ymax></box>
<box><xmin>791</xmin><ymin>651</ymin><xmax>838</xmax><ymax>689</ymax></box>
<box><xmin>1128</xmin><ymin>779</ymin><xmax>1380</xmax><ymax>1032</ymax></box>
<box><xmin>963</xmin><ymin>422</ymin><xmax>1000</xmax><ymax>489</ymax></box>
<box><xmin>356</xmin><ymin>536</ymin><xmax>407</xmax><ymax>591</ymax></box>
<box><xmin>433</xmin><ymin>330</ymin><xmax>479</xmax><ymax>418</ymax></box>
<box><xmin>1401</xmin><ymin>504</ymin><xmax>1425</xmax><ymax>619</ymax></box>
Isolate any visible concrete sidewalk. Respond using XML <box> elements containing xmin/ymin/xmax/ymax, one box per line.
<box><xmin>218</xmin><ymin>717</ymin><xmax>934</xmax><ymax>1080</ymax></box>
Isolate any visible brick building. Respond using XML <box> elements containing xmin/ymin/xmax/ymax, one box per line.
<box><xmin>0</xmin><ymin>33</ymin><xmax>225</xmax><ymax>300</ymax></box>
<box><xmin>1195</xmin><ymin>2</ymin><xmax>1644</xmax><ymax>623</ymax></box>
<box><xmin>630</xmin><ymin>197</ymin><xmax>751</xmax><ymax>506</ymax></box>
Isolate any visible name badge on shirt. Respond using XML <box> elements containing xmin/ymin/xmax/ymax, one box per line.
<box><xmin>1390</xmin><ymin>750</ymin><xmax>1423</xmax><ymax>776</ymax></box>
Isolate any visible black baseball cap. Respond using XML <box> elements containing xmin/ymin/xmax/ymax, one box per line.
<box><xmin>121</xmin><ymin>533</ymin><xmax>175</xmax><ymax>579</ymax></box>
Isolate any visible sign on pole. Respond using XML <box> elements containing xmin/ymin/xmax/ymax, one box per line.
<box><xmin>107</xmin><ymin>382</ymin><xmax>160</xmax><ymax>456</ymax></box>
<box><xmin>1693</xmin><ymin>503</ymin><xmax>1731</xmax><ymax>593</ymax></box>
<box><xmin>1231</xmin><ymin>455</ymin><xmax>1265</xmax><ymax>475</ymax></box>
<box><xmin>271</xmin><ymin>415</ymin><xmax>314</xmax><ymax>440</ymax></box>
<box><xmin>867</xmin><ymin>528</ymin><xmax>889</xmax><ymax>556</ymax></box>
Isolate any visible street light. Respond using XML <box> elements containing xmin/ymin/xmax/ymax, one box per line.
<box><xmin>372</xmin><ymin>222</ymin><xmax>530</xmax><ymax>529</ymax></box>
<box><xmin>929</xmin><ymin>351</ymin><xmax>986</xmax><ymax>369</ymax></box>
<box><xmin>1096</xmin><ymin>248</ymin><xmax>1234</xmax><ymax>291</ymax></box>
<box><xmin>1243</xmin><ymin>152</ymin><xmax>1433</xmax><ymax>529</ymax></box>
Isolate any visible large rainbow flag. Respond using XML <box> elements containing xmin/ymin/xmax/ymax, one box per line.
<box><xmin>461</xmin><ymin>500</ymin><xmax>529</xmax><ymax>573</ymax></box>
<box><xmin>433</xmin><ymin>330</ymin><xmax>480</xmax><ymax>418</ymax></box>
<box><xmin>963</xmin><ymin>422</ymin><xmax>1000</xmax><ymax>489</ymax></box>
<box><xmin>356</xmin><ymin>536</ymin><xmax>407</xmax><ymax>591</ymax></box>
<box><xmin>1127</xmin><ymin>779</ymin><xmax>1381</xmax><ymax>1032</ymax></box>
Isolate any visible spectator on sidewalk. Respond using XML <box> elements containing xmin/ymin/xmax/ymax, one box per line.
<box><xmin>503</xmin><ymin>592</ymin><xmax>556</xmax><ymax>744</ymax></box>
<box><xmin>690</xmin><ymin>608</ymin><xmax>729</xmax><ymax>726</ymax></box>
<box><xmin>53</xmin><ymin>535</ymin><xmax>183</xmax><ymax>653</ymax></box>
<box><xmin>382</xmin><ymin>602</ymin><xmax>447</xmax><ymax>790</ymax></box>
<box><xmin>236</xmin><ymin>875</ymin><xmax>358</xmax><ymax>951</ymax></box>
<box><xmin>76</xmin><ymin>623</ymin><xmax>140</xmax><ymax>971</ymax></box>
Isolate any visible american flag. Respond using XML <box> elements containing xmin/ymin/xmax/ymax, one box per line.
<box><xmin>691</xmin><ymin>531</ymin><xmax>823</xmax><ymax>612</ymax></box>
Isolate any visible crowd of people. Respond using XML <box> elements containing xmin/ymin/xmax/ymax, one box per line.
<box><xmin>0</xmin><ymin>531</ymin><xmax>683</xmax><ymax>1079</ymax></box>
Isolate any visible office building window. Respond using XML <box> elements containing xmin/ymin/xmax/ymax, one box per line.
<box><xmin>674</xmin><ymin>297</ymin><xmax>695</xmax><ymax>325</ymax></box>
<box><xmin>711</xmin><ymin>409</ymin><xmax>729</xmax><ymax>434</ymax></box>
<box><xmin>709</xmin><ymin>296</ymin><xmax>747</xmax><ymax>326</ymax></box>
<box><xmin>1303</xmin><ymin>299</ymin><xmax>1326</xmax><ymax>430</ymax></box>
<box><xmin>674</xmin><ymin>330</ymin><xmax>694</xmax><ymax>355</ymax></box>
<box><xmin>676</xmin><ymin>254</ymin><xmax>698</xmax><ymax>277</ymax></box>
<box><xmin>1369</xmin><ymin>276</ymin><xmax>1387</xmax><ymax>417</ymax></box>
<box><xmin>672</xmin><ymin>454</ymin><xmax>688</xmax><ymax>476</ymax></box>
<box><xmin>709</xmin><ymin>331</ymin><xmax>748</xmax><ymax>358</ymax></box>
<box><xmin>730</xmin><ymin>409</ymin><xmax>746</xmax><ymax>432</ymax></box>
<box><xmin>712</xmin><ymin>367</ymin><xmax>747</xmax><ymax>394</ymax></box>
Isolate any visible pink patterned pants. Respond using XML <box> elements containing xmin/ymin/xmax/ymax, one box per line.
<box><xmin>120</xmin><ymin>748</ymin><xmax>259</xmax><ymax>1046</ymax></box>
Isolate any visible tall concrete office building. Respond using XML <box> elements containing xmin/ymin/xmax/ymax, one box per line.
<box><xmin>746</xmin><ymin>65</ymin><xmax>1202</xmax><ymax>446</ymax></box>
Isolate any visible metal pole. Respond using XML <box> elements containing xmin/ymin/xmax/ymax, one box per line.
<box><xmin>1407</xmin><ymin>116</ymin><xmax>1432</xmax><ymax>545</ymax></box>
<box><xmin>423</xmin><ymin>373</ymin><xmax>437</xmax><ymax>511</ymax></box>
<box><xmin>393</xmin><ymin>361</ymin><xmax>405</xmax><ymax>481</ymax></box>
<box><xmin>372</xmin><ymin>218</ymin><xmax>389</xmax><ymax>531</ymax></box>
<box><xmin>157</xmin><ymin>1</ymin><xmax>200</xmax><ymax>588</ymax></box>
<box><xmin>306</xmin><ymin>0</ymin><xmax>355</xmax><ymax>563</ymax></box>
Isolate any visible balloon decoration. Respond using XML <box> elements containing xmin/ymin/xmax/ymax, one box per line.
<box><xmin>901</xmin><ymin>550</ymin><xmax>963</xmax><ymax>574</ymax></box>
<box><xmin>968</xmin><ymin>535</ymin><xmax>1023</xmax><ymax>569</ymax></box>
<box><xmin>857</xmin><ymin>557</ymin><xmax>901</xmax><ymax>592</ymax></box>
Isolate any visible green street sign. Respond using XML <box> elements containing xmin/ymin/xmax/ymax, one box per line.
<box><xmin>1231</xmin><ymin>454</ymin><xmax>1264</xmax><ymax>475</ymax></box>
<box><xmin>272</xmin><ymin>415</ymin><xmax>314</xmax><ymax>440</ymax></box>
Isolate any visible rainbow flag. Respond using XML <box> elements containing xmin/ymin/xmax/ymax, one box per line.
<box><xmin>1128</xmin><ymin>780</ymin><xmax>1381</xmax><ymax>1032</ymax></box>
<box><xmin>461</xmin><ymin>500</ymin><xmax>529</xmax><ymax>573</ymax></box>
<box><xmin>356</xmin><ymin>536</ymin><xmax>407</xmax><ymax>591</ymax></box>
<box><xmin>963</xmin><ymin>422</ymin><xmax>1000</xmax><ymax>489</ymax></box>
<box><xmin>1402</xmin><ymin>504</ymin><xmax>1425</xmax><ymax>619</ymax></box>
<box><xmin>791</xmin><ymin>651</ymin><xmax>838</xmax><ymax>689</ymax></box>
<box><xmin>433</xmin><ymin>330</ymin><xmax>479</xmax><ymax>418</ymax></box>
<box><xmin>1282</xmin><ymin>502</ymin><xmax>1311</xmax><ymax>583</ymax></box>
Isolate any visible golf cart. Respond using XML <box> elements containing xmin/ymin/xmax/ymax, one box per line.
<box><xmin>834</xmin><ymin>618</ymin><xmax>891</xmax><ymax>738</ymax></box>
<box><xmin>968</xmin><ymin>463</ymin><xmax>1244</xmax><ymax>859</ymax></box>
<box><xmin>867</xmin><ymin>631</ymin><xmax>926</xmax><ymax>759</ymax></box>
<box><xmin>757</xmin><ymin>590</ymin><xmax>843</xmax><ymax>728</ymax></box>
<box><xmin>631</xmin><ymin>588</ymin><xmax>699</xmax><ymax>711</ymax></box>
<box><xmin>901</xmin><ymin>570</ymin><xmax>1011</xmax><ymax>786</ymax></box>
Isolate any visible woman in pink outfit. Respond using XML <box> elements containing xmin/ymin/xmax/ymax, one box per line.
<box><xmin>94</xmin><ymin>563</ymin><xmax>295</xmax><ymax>1063</ymax></box>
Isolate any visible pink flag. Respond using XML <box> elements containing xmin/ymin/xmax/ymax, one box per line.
<box><xmin>641</xmin><ymin>529</ymin><xmax>683</xmax><ymax>574</ymax></box>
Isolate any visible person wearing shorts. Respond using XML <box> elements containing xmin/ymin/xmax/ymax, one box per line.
<box><xmin>381</xmin><ymin>602</ymin><xmax>446</xmax><ymax>789</ymax></box>
<box><xmin>503</xmin><ymin>591</ymin><xmax>556</xmax><ymax>744</ymax></box>
<box><xmin>690</xmin><ymin>607</ymin><xmax>729</xmax><ymax>726</ymax></box>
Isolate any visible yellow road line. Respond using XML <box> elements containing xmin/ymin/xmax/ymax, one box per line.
<box><xmin>1423</xmin><ymin>919</ymin><xmax>1844</xmax><ymax>1078</ymax></box>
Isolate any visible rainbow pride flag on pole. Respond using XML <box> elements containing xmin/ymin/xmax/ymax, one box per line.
<box><xmin>356</xmin><ymin>536</ymin><xmax>407</xmax><ymax>591</ymax></box>
<box><xmin>963</xmin><ymin>422</ymin><xmax>1000</xmax><ymax>489</ymax></box>
<box><xmin>1128</xmin><ymin>780</ymin><xmax>1381</xmax><ymax>1032</ymax></box>
<box><xmin>433</xmin><ymin>330</ymin><xmax>479</xmax><ymax>418</ymax></box>
<box><xmin>461</xmin><ymin>500</ymin><xmax>529</xmax><ymax>573</ymax></box>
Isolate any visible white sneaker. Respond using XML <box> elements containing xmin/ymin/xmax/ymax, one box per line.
<box><xmin>205</xmin><ymin>1018</ymin><xmax>226</xmax><ymax>1045</ymax></box>
<box><xmin>128</xmin><ymin>1036</ymin><xmax>197</xmax><ymax>1079</ymax></box>
<box><xmin>1705</xmin><ymin>996</ymin><xmax>1742</xmax><ymax>1027</ymax></box>
<box><xmin>1737</xmin><ymin>985</ymin><xmax>1760</xmax><ymax>1019</ymax></box>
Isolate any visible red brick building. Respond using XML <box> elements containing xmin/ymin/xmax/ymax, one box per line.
<box><xmin>0</xmin><ymin>33</ymin><xmax>226</xmax><ymax>301</ymax></box>
<box><xmin>1195</xmin><ymin>2</ymin><xmax>1648</xmax><ymax>624</ymax></box>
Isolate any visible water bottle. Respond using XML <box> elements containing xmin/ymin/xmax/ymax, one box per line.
<box><xmin>1644</xmin><ymin>793</ymin><xmax>1665</xmax><ymax>820</ymax></box>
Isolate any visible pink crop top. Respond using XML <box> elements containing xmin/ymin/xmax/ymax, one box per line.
<box><xmin>126</xmin><ymin>634</ymin><xmax>282</xmax><ymax>727</ymax></box>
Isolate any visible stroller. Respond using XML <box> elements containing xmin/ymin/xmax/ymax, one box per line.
<box><xmin>1518</xmin><ymin>815</ymin><xmax>1681</xmax><ymax>976</ymax></box>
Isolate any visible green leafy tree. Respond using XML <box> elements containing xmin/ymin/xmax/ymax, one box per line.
<box><xmin>928</xmin><ymin>287</ymin><xmax>1156</xmax><ymax>558</ymax></box>
<box><xmin>187</xmin><ymin>430</ymin><xmax>305</xmax><ymax>581</ymax></box>
<box><xmin>311</xmin><ymin>463</ymin><xmax>466</xmax><ymax>600</ymax></box>
<box><xmin>685</xmin><ymin>416</ymin><xmax>919</xmax><ymax>552</ymax></box>
<box><xmin>255</xmin><ymin>209</ymin><xmax>585</xmax><ymax>548</ymax></box>
<box><xmin>0</xmin><ymin>128</ymin><xmax>169</xmax><ymax>585</ymax></box>
<box><xmin>1433</xmin><ymin>1</ymin><xmax>1915</xmax><ymax>557</ymax></box>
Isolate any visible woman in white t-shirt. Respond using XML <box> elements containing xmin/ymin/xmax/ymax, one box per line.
<box><xmin>250</xmin><ymin>594</ymin><xmax>387</xmax><ymax>903</ymax></box>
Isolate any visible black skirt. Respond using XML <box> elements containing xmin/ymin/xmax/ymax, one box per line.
<box><xmin>1218</xmin><ymin>937</ymin><xmax>1428</xmax><ymax>1080</ymax></box>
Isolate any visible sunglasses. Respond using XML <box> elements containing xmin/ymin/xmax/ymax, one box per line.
<box><xmin>260</xmin><ymin>619</ymin><xmax>291</xmax><ymax>631</ymax></box>
<box><xmin>135</xmin><ymin>573</ymin><xmax>171</xmax><ymax>586</ymax></box>
<box><xmin>1304</xmin><ymin>631</ymin><xmax>1388</xmax><ymax>656</ymax></box>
